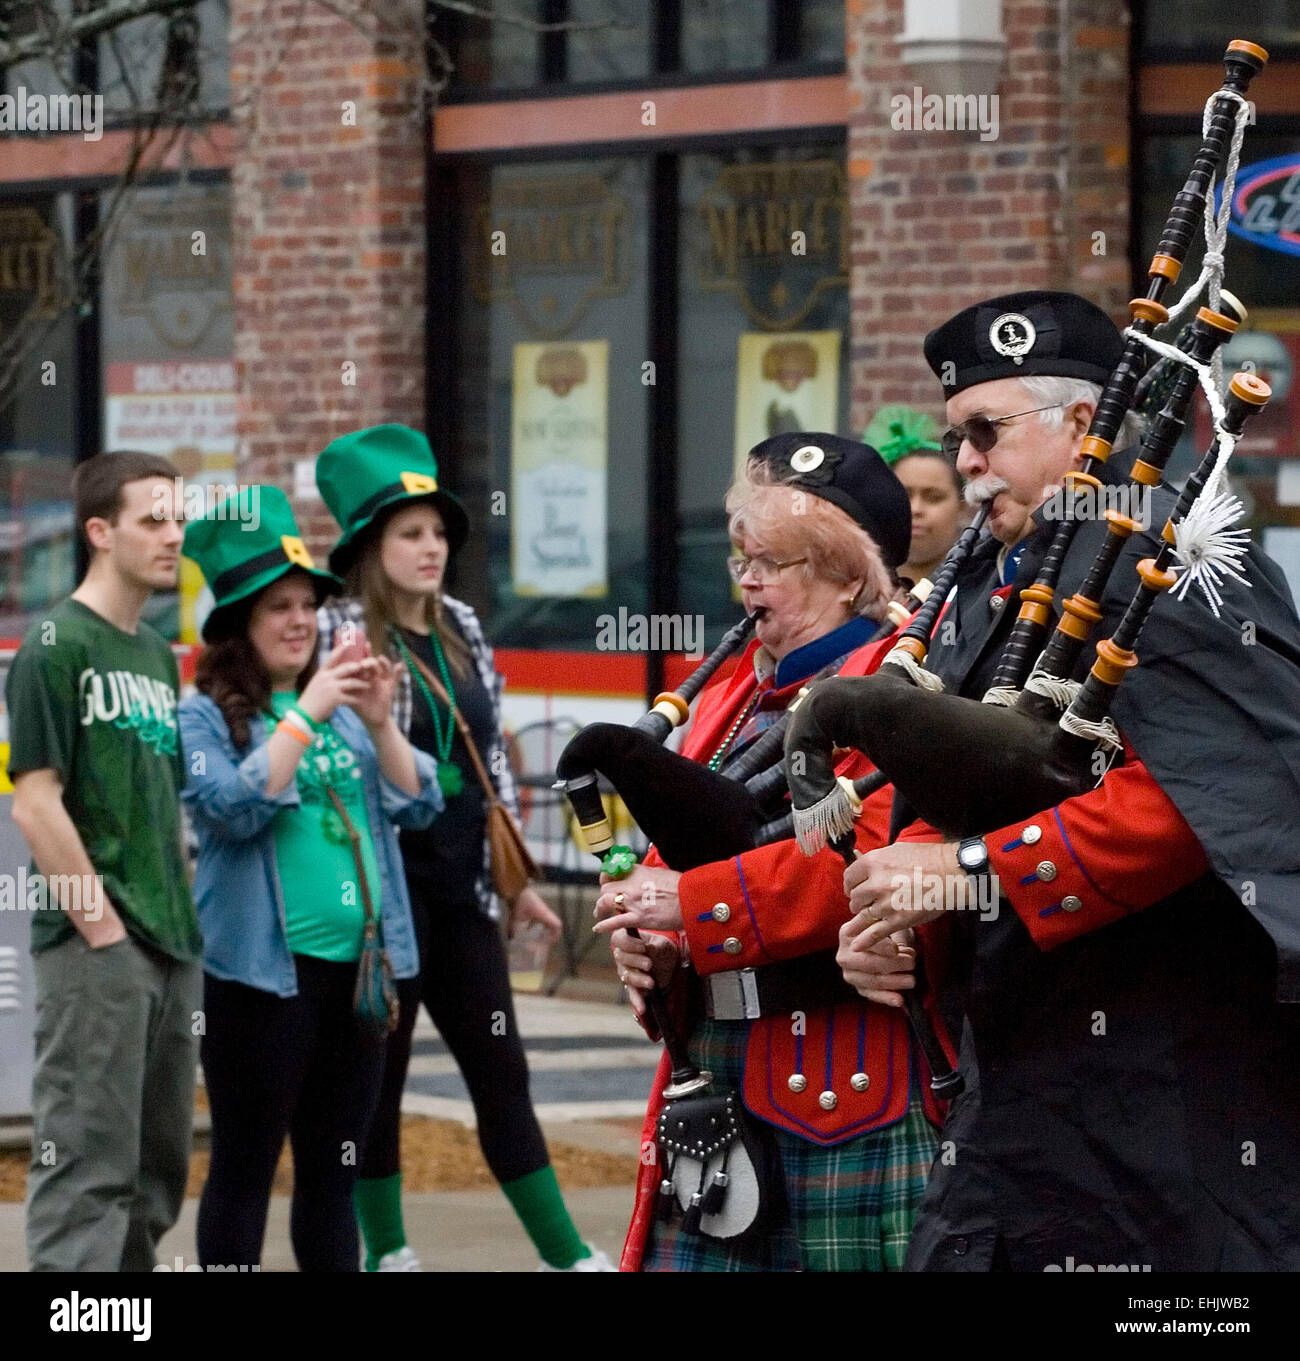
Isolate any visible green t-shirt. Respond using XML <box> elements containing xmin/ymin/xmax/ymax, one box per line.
<box><xmin>5</xmin><ymin>597</ymin><xmax>200</xmax><ymax>961</ymax></box>
<box><xmin>265</xmin><ymin>694</ymin><xmax>380</xmax><ymax>964</ymax></box>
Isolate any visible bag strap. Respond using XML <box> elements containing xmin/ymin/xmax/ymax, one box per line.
<box><xmin>400</xmin><ymin>642</ymin><xmax>500</xmax><ymax>805</ymax></box>
<box><xmin>324</xmin><ymin>785</ymin><xmax>378</xmax><ymax>928</ymax></box>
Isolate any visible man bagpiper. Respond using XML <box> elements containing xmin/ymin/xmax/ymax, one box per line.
<box><xmin>839</xmin><ymin>290</ymin><xmax>1300</xmax><ymax>1271</ymax></box>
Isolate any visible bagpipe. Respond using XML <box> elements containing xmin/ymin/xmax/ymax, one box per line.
<box><xmin>784</xmin><ymin>41</ymin><xmax>1272</xmax><ymax>856</ymax></box>
<box><xmin>552</xmin><ymin>558</ymin><xmax>976</xmax><ymax>1238</ymax></box>
<box><xmin>554</xmin><ymin>531</ymin><xmax>981</xmax><ymax>1110</ymax></box>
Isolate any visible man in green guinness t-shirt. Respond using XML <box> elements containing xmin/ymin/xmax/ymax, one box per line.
<box><xmin>7</xmin><ymin>451</ymin><xmax>202</xmax><ymax>1272</ymax></box>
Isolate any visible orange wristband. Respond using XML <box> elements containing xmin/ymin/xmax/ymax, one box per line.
<box><xmin>275</xmin><ymin>719</ymin><xmax>312</xmax><ymax>746</ymax></box>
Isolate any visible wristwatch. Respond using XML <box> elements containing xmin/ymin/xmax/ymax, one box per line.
<box><xmin>956</xmin><ymin>835</ymin><xmax>990</xmax><ymax>880</ymax></box>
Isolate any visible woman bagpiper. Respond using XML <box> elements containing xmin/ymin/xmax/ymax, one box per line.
<box><xmin>595</xmin><ymin>434</ymin><xmax>950</xmax><ymax>1271</ymax></box>
<box><xmin>315</xmin><ymin>425</ymin><xmax>614</xmax><ymax>1272</ymax></box>
<box><xmin>179</xmin><ymin>488</ymin><xmax>443</xmax><ymax>1271</ymax></box>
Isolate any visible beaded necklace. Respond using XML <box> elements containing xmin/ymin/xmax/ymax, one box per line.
<box><xmin>392</xmin><ymin>628</ymin><xmax>464</xmax><ymax>798</ymax></box>
<box><xmin>706</xmin><ymin>690</ymin><xmax>763</xmax><ymax>771</ymax></box>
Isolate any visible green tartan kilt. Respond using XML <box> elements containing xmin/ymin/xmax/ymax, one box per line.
<box><xmin>642</xmin><ymin>1018</ymin><xmax>939</xmax><ymax>1272</ymax></box>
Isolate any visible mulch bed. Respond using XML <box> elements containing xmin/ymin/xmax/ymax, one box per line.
<box><xmin>0</xmin><ymin>1113</ymin><xmax>640</xmax><ymax>1203</ymax></box>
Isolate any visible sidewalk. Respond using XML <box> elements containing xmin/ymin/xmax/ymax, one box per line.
<box><xmin>0</xmin><ymin>991</ymin><xmax>652</xmax><ymax>1272</ymax></box>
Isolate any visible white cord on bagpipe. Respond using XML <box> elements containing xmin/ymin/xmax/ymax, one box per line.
<box><xmin>1123</xmin><ymin>305</ymin><xmax>1252</xmax><ymax>616</ymax></box>
<box><xmin>1057</xmin><ymin>707</ymin><xmax>1124</xmax><ymax>755</ymax></box>
<box><xmin>1163</xmin><ymin>89</ymin><xmax>1252</xmax><ymax>389</ymax></box>
<box><xmin>883</xmin><ymin>646</ymin><xmax>946</xmax><ymax>692</ymax></box>
<box><xmin>1023</xmin><ymin>671</ymin><xmax>1082</xmax><ymax>712</ymax></box>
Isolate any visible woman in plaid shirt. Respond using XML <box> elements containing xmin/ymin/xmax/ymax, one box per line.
<box><xmin>316</xmin><ymin>425</ymin><xmax>613</xmax><ymax>1272</ymax></box>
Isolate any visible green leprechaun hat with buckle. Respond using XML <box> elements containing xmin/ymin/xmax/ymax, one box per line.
<box><xmin>183</xmin><ymin>484</ymin><xmax>342</xmax><ymax>642</ymax></box>
<box><xmin>316</xmin><ymin>424</ymin><xmax>469</xmax><ymax>578</ymax></box>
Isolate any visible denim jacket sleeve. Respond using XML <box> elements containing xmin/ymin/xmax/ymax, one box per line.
<box><xmin>179</xmin><ymin>695</ymin><xmax>301</xmax><ymax>842</ymax></box>
<box><xmin>380</xmin><ymin>745</ymin><xmax>444</xmax><ymax>830</ymax></box>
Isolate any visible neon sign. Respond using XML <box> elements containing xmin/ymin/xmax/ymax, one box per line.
<box><xmin>1220</xmin><ymin>154</ymin><xmax>1300</xmax><ymax>259</ymax></box>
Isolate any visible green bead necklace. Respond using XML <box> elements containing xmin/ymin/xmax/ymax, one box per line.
<box><xmin>706</xmin><ymin>691</ymin><xmax>762</xmax><ymax>771</ymax></box>
<box><xmin>392</xmin><ymin>629</ymin><xmax>464</xmax><ymax>798</ymax></box>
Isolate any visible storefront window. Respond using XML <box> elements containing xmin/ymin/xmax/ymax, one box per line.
<box><xmin>681</xmin><ymin>0</ymin><xmax>770</xmax><ymax>74</ymax></box>
<box><xmin>445</xmin><ymin>2</ymin><xmax>541</xmax><ymax>91</ymax></box>
<box><xmin>3</xmin><ymin>0</ymin><xmax>75</xmax><ymax>98</ymax></box>
<box><xmin>676</xmin><ymin>142</ymin><xmax>849</xmax><ymax>642</ymax></box>
<box><xmin>0</xmin><ymin>194</ymin><xmax>78</xmax><ymax>636</ymax></box>
<box><xmin>1138</xmin><ymin>3</ymin><xmax>1300</xmax><ymax>59</ymax></box>
<box><xmin>97</xmin><ymin>0</ymin><xmax>230</xmax><ymax>117</ymax></box>
<box><xmin>566</xmin><ymin>0</ymin><xmax>652</xmax><ymax>83</ymax></box>
<box><xmin>446</xmin><ymin>0</ymin><xmax>843</xmax><ymax>95</ymax></box>
<box><xmin>448</xmin><ymin>157</ymin><xmax>651</xmax><ymax>650</ymax></box>
<box><xmin>99</xmin><ymin>181</ymin><xmax>235</xmax><ymax>641</ymax></box>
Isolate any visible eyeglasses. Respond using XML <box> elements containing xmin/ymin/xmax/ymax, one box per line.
<box><xmin>940</xmin><ymin>404</ymin><xmax>1063</xmax><ymax>458</ymax></box>
<box><xmin>727</xmin><ymin>554</ymin><xmax>809</xmax><ymax>584</ymax></box>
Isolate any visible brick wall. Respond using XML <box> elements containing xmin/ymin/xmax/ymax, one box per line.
<box><xmin>229</xmin><ymin>0</ymin><xmax>428</xmax><ymax>560</ymax></box>
<box><xmin>846</xmin><ymin>0</ymin><xmax>1132</xmax><ymax>434</ymax></box>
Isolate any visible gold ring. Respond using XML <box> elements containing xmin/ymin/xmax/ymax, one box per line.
<box><xmin>614</xmin><ymin>892</ymin><xmax>626</xmax><ymax>907</ymax></box>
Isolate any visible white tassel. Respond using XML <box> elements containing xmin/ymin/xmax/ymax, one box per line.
<box><xmin>1170</xmin><ymin>489</ymin><xmax>1252</xmax><ymax>616</ymax></box>
<box><xmin>791</xmin><ymin>785</ymin><xmax>856</xmax><ymax>857</ymax></box>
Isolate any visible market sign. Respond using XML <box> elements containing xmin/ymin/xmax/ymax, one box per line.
<box><xmin>1221</xmin><ymin>153</ymin><xmax>1300</xmax><ymax>258</ymax></box>
<box><xmin>471</xmin><ymin>173</ymin><xmax>630</xmax><ymax>339</ymax></box>
<box><xmin>695</xmin><ymin>159</ymin><xmax>848</xmax><ymax>330</ymax></box>
<box><xmin>0</xmin><ymin>207</ymin><xmax>60</xmax><ymax>317</ymax></box>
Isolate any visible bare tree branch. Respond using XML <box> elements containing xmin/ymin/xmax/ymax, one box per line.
<box><xmin>0</xmin><ymin>0</ymin><xmax>201</xmax><ymax>68</ymax></box>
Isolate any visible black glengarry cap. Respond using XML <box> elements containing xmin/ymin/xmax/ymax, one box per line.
<box><xmin>747</xmin><ymin>432</ymin><xmax>911</xmax><ymax>570</ymax></box>
<box><xmin>924</xmin><ymin>290</ymin><xmax>1124</xmax><ymax>399</ymax></box>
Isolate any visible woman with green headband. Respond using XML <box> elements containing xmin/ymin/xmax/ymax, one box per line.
<box><xmin>316</xmin><ymin>424</ymin><xmax>613</xmax><ymax>1273</ymax></box>
<box><xmin>865</xmin><ymin>406</ymin><xmax>968</xmax><ymax>589</ymax></box>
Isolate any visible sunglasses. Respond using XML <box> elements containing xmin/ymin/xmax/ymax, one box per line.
<box><xmin>940</xmin><ymin>404</ymin><xmax>1063</xmax><ymax>458</ymax></box>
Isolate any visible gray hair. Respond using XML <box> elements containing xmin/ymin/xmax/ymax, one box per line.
<box><xmin>1018</xmin><ymin>375</ymin><xmax>1146</xmax><ymax>454</ymax></box>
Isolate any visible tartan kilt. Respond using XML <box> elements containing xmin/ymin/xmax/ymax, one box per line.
<box><xmin>642</xmin><ymin>1018</ymin><xmax>938</xmax><ymax>1272</ymax></box>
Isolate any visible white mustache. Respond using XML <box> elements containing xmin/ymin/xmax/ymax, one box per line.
<box><xmin>964</xmin><ymin>476</ymin><xmax>1010</xmax><ymax>508</ymax></box>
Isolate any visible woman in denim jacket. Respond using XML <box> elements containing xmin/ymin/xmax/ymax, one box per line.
<box><xmin>179</xmin><ymin>488</ymin><xmax>442</xmax><ymax>1272</ymax></box>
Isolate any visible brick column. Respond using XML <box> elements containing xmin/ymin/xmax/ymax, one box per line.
<box><xmin>846</xmin><ymin>0</ymin><xmax>1131</xmax><ymax>433</ymax></box>
<box><xmin>229</xmin><ymin>0</ymin><xmax>427</xmax><ymax>558</ymax></box>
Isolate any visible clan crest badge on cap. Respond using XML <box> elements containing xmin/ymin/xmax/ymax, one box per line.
<box><xmin>989</xmin><ymin>313</ymin><xmax>1036</xmax><ymax>363</ymax></box>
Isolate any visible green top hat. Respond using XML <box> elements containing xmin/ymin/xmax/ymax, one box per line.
<box><xmin>315</xmin><ymin>424</ymin><xmax>469</xmax><ymax>578</ymax></box>
<box><xmin>183</xmin><ymin>484</ymin><xmax>341</xmax><ymax>642</ymax></box>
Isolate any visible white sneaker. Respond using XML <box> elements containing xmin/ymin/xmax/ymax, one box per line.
<box><xmin>374</xmin><ymin>1245</ymin><xmax>423</xmax><ymax>1272</ymax></box>
<box><xmin>538</xmin><ymin>1244</ymin><xmax>616</xmax><ymax>1272</ymax></box>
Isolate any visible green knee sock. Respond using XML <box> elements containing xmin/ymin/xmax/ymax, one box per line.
<box><xmin>501</xmin><ymin>1166</ymin><xmax>588</xmax><ymax>1269</ymax></box>
<box><xmin>353</xmin><ymin>1172</ymin><xmax>407</xmax><ymax>1271</ymax></box>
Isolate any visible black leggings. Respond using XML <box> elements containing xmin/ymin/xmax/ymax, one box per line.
<box><xmin>197</xmin><ymin>956</ymin><xmax>386</xmax><ymax>1271</ymax></box>
<box><xmin>359</xmin><ymin>882</ymin><xmax>549</xmax><ymax>1185</ymax></box>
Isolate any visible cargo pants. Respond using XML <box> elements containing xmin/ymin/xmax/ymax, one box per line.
<box><xmin>26</xmin><ymin>932</ymin><xmax>201</xmax><ymax>1272</ymax></box>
